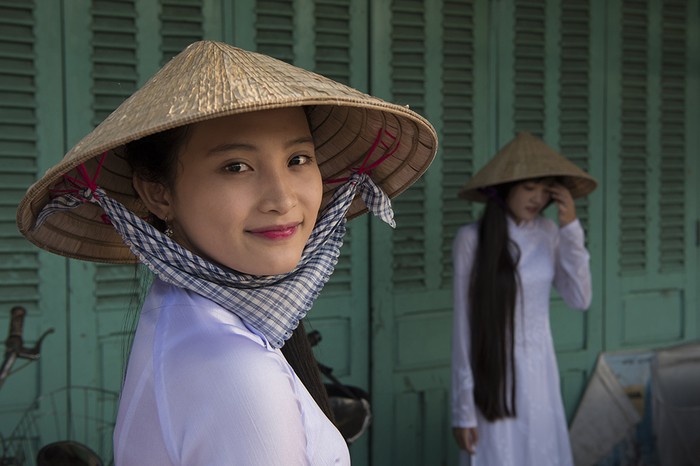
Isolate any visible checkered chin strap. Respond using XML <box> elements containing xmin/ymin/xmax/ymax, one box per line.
<box><xmin>36</xmin><ymin>171</ymin><xmax>395</xmax><ymax>349</ymax></box>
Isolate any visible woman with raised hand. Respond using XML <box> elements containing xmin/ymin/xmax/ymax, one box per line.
<box><xmin>451</xmin><ymin>132</ymin><xmax>596</xmax><ymax>466</ymax></box>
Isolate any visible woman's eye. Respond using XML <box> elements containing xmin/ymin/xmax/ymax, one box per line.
<box><xmin>289</xmin><ymin>154</ymin><xmax>312</xmax><ymax>166</ymax></box>
<box><xmin>224</xmin><ymin>162</ymin><xmax>250</xmax><ymax>173</ymax></box>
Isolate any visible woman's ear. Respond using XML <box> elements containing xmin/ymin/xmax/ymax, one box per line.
<box><xmin>132</xmin><ymin>176</ymin><xmax>172</xmax><ymax>221</ymax></box>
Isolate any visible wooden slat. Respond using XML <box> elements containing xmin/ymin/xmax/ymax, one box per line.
<box><xmin>315</xmin><ymin>0</ymin><xmax>351</xmax><ymax>85</ymax></box>
<box><xmin>255</xmin><ymin>0</ymin><xmax>294</xmax><ymax>63</ymax></box>
<box><xmin>514</xmin><ymin>0</ymin><xmax>546</xmax><ymax>136</ymax></box>
<box><xmin>440</xmin><ymin>0</ymin><xmax>474</xmax><ymax>288</ymax></box>
<box><xmin>160</xmin><ymin>0</ymin><xmax>204</xmax><ymax>65</ymax></box>
<box><xmin>560</xmin><ymin>0</ymin><xmax>592</xmax><ymax>229</ymax></box>
<box><xmin>659</xmin><ymin>0</ymin><xmax>687</xmax><ymax>271</ymax></box>
<box><xmin>390</xmin><ymin>0</ymin><xmax>427</xmax><ymax>290</ymax></box>
<box><xmin>91</xmin><ymin>1</ymin><xmax>140</xmax><ymax>314</ymax></box>
<box><xmin>0</xmin><ymin>0</ymin><xmax>39</xmax><ymax>309</ymax></box>
<box><xmin>618</xmin><ymin>0</ymin><xmax>649</xmax><ymax>272</ymax></box>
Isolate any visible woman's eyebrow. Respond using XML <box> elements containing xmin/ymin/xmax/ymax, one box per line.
<box><xmin>206</xmin><ymin>143</ymin><xmax>255</xmax><ymax>155</ymax></box>
<box><xmin>206</xmin><ymin>136</ymin><xmax>314</xmax><ymax>155</ymax></box>
<box><xmin>285</xmin><ymin>136</ymin><xmax>315</xmax><ymax>148</ymax></box>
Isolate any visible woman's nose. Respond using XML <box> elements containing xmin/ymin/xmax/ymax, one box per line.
<box><xmin>259</xmin><ymin>169</ymin><xmax>298</xmax><ymax>214</ymax></box>
<box><xmin>534</xmin><ymin>187</ymin><xmax>549</xmax><ymax>205</ymax></box>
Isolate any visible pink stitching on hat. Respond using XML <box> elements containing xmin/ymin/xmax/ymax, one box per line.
<box><xmin>49</xmin><ymin>152</ymin><xmax>113</xmax><ymax>225</ymax></box>
<box><xmin>49</xmin><ymin>152</ymin><xmax>108</xmax><ymax>201</ymax></box>
<box><xmin>324</xmin><ymin>129</ymin><xmax>400</xmax><ymax>184</ymax></box>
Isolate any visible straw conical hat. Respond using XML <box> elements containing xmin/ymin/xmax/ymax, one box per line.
<box><xmin>459</xmin><ymin>131</ymin><xmax>597</xmax><ymax>202</ymax></box>
<box><xmin>16</xmin><ymin>41</ymin><xmax>438</xmax><ymax>263</ymax></box>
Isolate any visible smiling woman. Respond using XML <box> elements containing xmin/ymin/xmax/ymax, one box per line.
<box><xmin>15</xmin><ymin>41</ymin><xmax>438</xmax><ymax>466</ymax></box>
<box><xmin>131</xmin><ymin>108</ymin><xmax>323</xmax><ymax>276</ymax></box>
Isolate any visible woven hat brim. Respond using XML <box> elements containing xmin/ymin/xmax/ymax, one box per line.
<box><xmin>459</xmin><ymin>173</ymin><xmax>598</xmax><ymax>202</ymax></box>
<box><xmin>458</xmin><ymin>132</ymin><xmax>597</xmax><ymax>202</ymax></box>
<box><xmin>16</xmin><ymin>41</ymin><xmax>438</xmax><ymax>264</ymax></box>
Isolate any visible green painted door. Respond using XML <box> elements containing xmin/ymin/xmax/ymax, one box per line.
<box><xmin>492</xmin><ymin>0</ymin><xmax>608</xmax><ymax>421</ymax></box>
<box><xmin>368</xmin><ymin>1</ymin><xmax>481</xmax><ymax>465</ymax></box>
<box><xmin>367</xmin><ymin>0</ymin><xmax>699</xmax><ymax>465</ymax></box>
<box><xmin>58</xmin><ymin>1</ymin><xmax>373</xmax><ymax>463</ymax></box>
<box><xmin>0</xmin><ymin>0</ymin><xmax>69</xmax><ymax>434</ymax></box>
<box><xmin>1</xmin><ymin>1</ymin><xmax>372</xmax><ymax>464</ymax></box>
<box><xmin>61</xmin><ymin>0</ymin><xmax>220</xmax><ymax>393</ymax></box>
<box><xmin>602</xmin><ymin>0</ymin><xmax>699</xmax><ymax>351</ymax></box>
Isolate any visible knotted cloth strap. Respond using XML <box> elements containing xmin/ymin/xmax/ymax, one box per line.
<box><xmin>35</xmin><ymin>172</ymin><xmax>394</xmax><ymax>348</ymax></box>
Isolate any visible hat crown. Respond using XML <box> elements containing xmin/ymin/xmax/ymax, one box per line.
<box><xmin>74</xmin><ymin>41</ymin><xmax>381</xmax><ymax>157</ymax></box>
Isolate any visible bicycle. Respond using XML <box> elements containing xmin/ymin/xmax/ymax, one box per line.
<box><xmin>1</xmin><ymin>306</ymin><xmax>117</xmax><ymax>466</ymax></box>
<box><xmin>1</xmin><ymin>306</ymin><xmax>369</xmax><ymax>464</ymax></box>
<box><xmin>308</xmin><ymin>330</ymin><xmax>372</xmax><ymax>445</ymax></box>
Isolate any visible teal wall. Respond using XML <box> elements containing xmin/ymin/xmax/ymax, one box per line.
<box><xmin>0</xmin><ymin>1</ymin><xmax>698</xmax><ymax>465</ymax></box>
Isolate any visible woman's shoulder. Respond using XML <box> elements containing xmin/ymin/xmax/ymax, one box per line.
<box><xmin>533</xmin><ymin>216</ymin><xmax>559</xmax><ymax>235</ymax></box>
<box><xmin>454</xmin><ymin>222</ymin><xmax>479</xmax><ymax>243</ymax></box>
<box><xmin>153</xmin><ymin>300</ymin><xmax>288</xmax><ymax>397</ymax></box>
<box><xmin>146</xmin><ymin>280</ymin><xmax>276</xmax><ymax>369</ymax></box>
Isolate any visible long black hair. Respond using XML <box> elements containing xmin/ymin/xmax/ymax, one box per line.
<box><xmin>124</xmin><ymin>123</ymin><xmax>334</xmax><ymax>422</ymax></box>
<box><xmin>469</xmin><ymin>183</ymin><xmax>520</xmax><ymax>421</ymax></box>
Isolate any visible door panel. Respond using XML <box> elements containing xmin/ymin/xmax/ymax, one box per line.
<box><xmin>60</xmin><ymin>0</ymin><xmax>372</xmax><ymax>462</ymax></box>
<box><xmin>494</xmin><ymin>0</ymin><xmax>605</xmax><ymax>420</ymax></box>
<box><xmin>0</xmin><ymin>0</ymin><xmax>68</xmax><ymax>429</ymax></box>
<box><xmin>604</xmin><ymin>0</ymin><xmax>698</xmax><ymax>352</ymax></box>
<box><xmin>370</xmin><ymin>1</ymin><xmax>481</xmax><ymax>464</ymax></box>
<box><xmin>63</xmin><ymin>0</ymin><xmax>143</xmax><ymax>390</ymax></box>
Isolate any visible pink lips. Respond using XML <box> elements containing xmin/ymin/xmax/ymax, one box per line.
<box><xmin>249</xmin><ymin>223</ymin><xmax>299</xmax><ymax>240</ymax></box>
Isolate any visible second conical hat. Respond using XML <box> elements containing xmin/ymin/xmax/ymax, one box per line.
<box><xmin>459</xmin><ymin>131</ymin><xmax>597</xmax><ymax>202</ymax></box>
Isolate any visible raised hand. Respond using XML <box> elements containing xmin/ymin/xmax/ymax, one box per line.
<box><xmin>548</xmin><ymin>183</ymin><xmax>576</xmax><ymax>226</ymax></box>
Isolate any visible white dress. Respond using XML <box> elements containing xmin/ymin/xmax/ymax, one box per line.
<box><xmin>114</xmin><ymin>279</ymin><xmax>350</xmax><ymax>466</ymax></box>
<box><xmin>451</xmin><ymin>217</ymin><xmax>592</xmax><ymax>466</ymax></box>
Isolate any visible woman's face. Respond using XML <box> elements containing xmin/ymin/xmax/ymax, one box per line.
<box><xmin>506</xmin><ymin>179</ymin><xmax>552</xmax><ymax>224</ymax></box>
<box><xmin>164</xmin><ymin>107</ymin><xmax>323</xmax><ymax>275</ymax></box>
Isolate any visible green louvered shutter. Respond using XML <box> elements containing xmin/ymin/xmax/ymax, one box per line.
<box><xmin>617</xmin><ymin>0</ymin><xmax>648</xmax><ymax>274</ymax></box>
<box><xmin>90</xmin><ymin>0</ymin><xmax>141</xmax><ymax>341</ymax></box>
<box><xmin>67</xmin><ymin>0</ymin><xmax>143</xmax><ymax>391</ymax></box>
<box><xmin>0</xmin><ymin>0</ymin><xmax>68</xmax><ymax>425</ymax></box>
<box><xmin>160</xmin><ymin>0</ymin><xmax>205</xmax><ymax>65</ymax></box>
<box><xmin>255</xmin><ymin>0</ymin><xmax>294</xmax><ymax>62</ymax></box>
<box><xmin>658</xmin><ymin>0</ymin><xmax>688</xmax><ymax>274</ymax></box>
<box><xmin>252</xmin><ymin>3</ymin><xmax>373</xmax><ymax>463</ymax></box>
<box><xmin>389</xmin><ymin>0</ymin><xmax>432</xmax><ymax>292</ymax></box>
<box><xmin>311</xmin><ymin>4</ymin><xmax>372</xmax><ymax>463</ymax></box>
<box><xmin>553</xmin><ymin>0</ymin><xmax>606</xmax><ymax>419</ymax></box>
<box><xmin>63</xmin><ymin>0</ymin><xmax>207</xmax><ymax>392</ymax></box>
<box><xmin>312</xmin><ymin>0</ymin><xmax>355</xmax><ymax>299</ymax></box>
<box><xmin>605</xmin><ymin>0</ymin><xmax>698</xmax><ymax>350</ymax></box>
<box><xmin>314</xmin><ymin>0</ymin><xmax>353</xmax><ymax>86</ymax></box>
<box><xmin>0</xmin><ymin>3</ymin><xmax>41</xmax><ymax>323</ymax></box>
<box><xmin>494</xmin><ymin>0</ymin><xmax>604</xmax><ymax>420</ymax></box>
<box><xmin>440</xmin><ymin>0</ymin><xmax>477</xmax><ymax>288</ymax></box>
<box><xmin>559</xmin><ymin>1</ymin><xmax>594</xmax><ymax>229</ymax></box>
<box><xmin>370</xmin><ymin>1</ymin><xmax>478</xmax><ymax>464</ymax></box>
<box><xmin>513</xmin><ymin>0</ymin><xmax>546</xmax><ymax>136</ymax></box>
<box><xmin>373</xmin><ymin>2</ymin><xmax>433</xmax><ymax>465</ymax></box>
